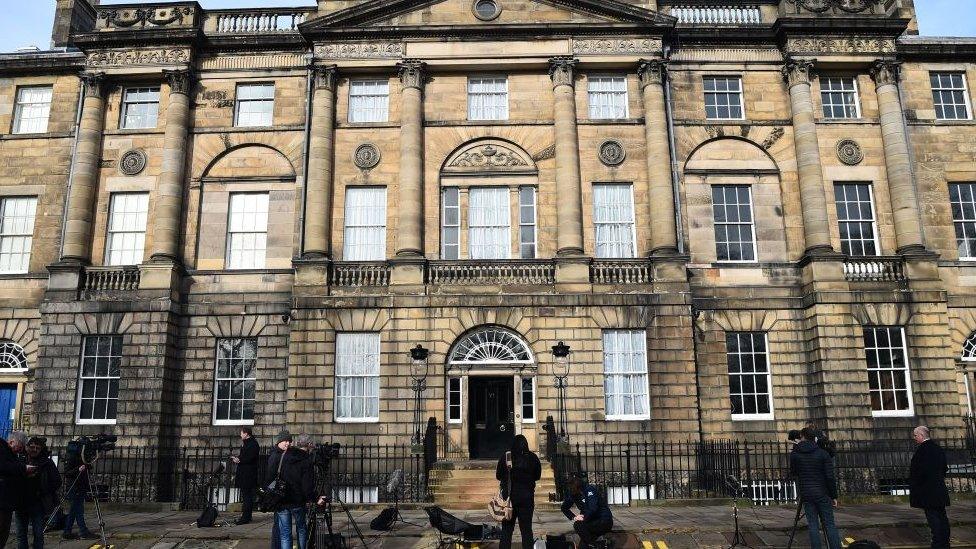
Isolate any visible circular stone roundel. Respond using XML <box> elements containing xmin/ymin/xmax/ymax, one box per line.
<box><xmin>836</xmin><ymin>139</ymin><xmax>864</xmax><ymax>166</ymax></box>
<box><xmin>599</xmin><ymin>140</ymin><xmax>627</xmax><ymax>167</ymax></box>
<box><xmin>354</xmin><ymin>143</ymin><xmax>381</xmax><ymax>170</ymax></box>
<box><xmin>119</xmin><ymin>149</ymin><xmax>148</xmax><ymax>176</ymax></box>
<box><xmin>472</xmin><ymin>0</ymin><xmax>501</xmax><ymax>21</ymax></box>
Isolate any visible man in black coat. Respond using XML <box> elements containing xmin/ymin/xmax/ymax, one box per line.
<box><xmin>232</xmin><ymin>427</ymin><xmax>260</xmax><ymax>525</ymax></box>
<box><xmin>0</xmin><ymin>433</ymin><xmax>31</xmax><ymax>548</ymax></box>
<box><xmin>910</xmin><ymin>426</ymin><xmax>951</xmax><ymax>549</ymax></box>
<box><xmin>790</xmin><ymin>427</ymin><xmax>842</xmax><ymax>549</ymax></box>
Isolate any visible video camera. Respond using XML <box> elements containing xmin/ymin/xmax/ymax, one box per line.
<box><xmin>66</xmin><ymin>434</ymin><xmax>118</xmax><ymax>463</ymax></box>
<box><xmin>314</xmin><ymin>442</ymin><xmax>341</xmax><ymax>467</ymax></box>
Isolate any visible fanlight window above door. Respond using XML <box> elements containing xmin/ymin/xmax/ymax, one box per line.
<box><xmin>0</xmin><ymin>341</ymin><xmax>27</xmax><ymax>372</ymax></box>
<box><xmin>449</xmin><ymin>328</ymin><xmax>533</xmax><ymax>365</ymax></box>
<box><xmin>963</xmin><ymin>331</ymin><xmax>976</xmax><ymax>361</ymax></box>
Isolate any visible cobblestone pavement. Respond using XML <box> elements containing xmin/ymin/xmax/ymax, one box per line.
<box><xmin>5</xmin><ymin>501</ymin><xmax>975</xmax><ymax>549</ymax></box>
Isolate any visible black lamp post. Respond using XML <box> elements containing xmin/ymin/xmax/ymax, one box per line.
<box><xmin>551</xmin><ymin>341</ymin><xmax>571</xmax><ymax>442</ymax></box>
<box><xmin>409</xmin><ymin>344</ymin><xmax>430</xmax><ymax>447</ymax></box>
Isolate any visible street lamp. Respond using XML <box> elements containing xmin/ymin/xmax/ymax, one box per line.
<box><xmin>551</xmin><ymin>341</ymin><xmax>571</xmax><ymax>442</ymax></box>
<box><xmin>410</xmin><ymin>344</ymin><xmax>430</xmax><ymax>447</ymax></box>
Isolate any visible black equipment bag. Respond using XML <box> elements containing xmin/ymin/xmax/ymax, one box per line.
<box><xmin>259</xmin><ymin>450</ymin><xmax>288</xmax><ymax>512</ymax></box>
<box><xmin>370</xmin><ymin>507</ymin><xmax>397</xmax><ymax>531</ymax></box>
<box><xmin>847</xmin><ymin>542</ymin><xmax>881</xmax><ymax>549</ymax></box>
<box><xmin>316</xmin><ymin>529</ymin><xmax>347</xmax><ymax>549</ymax></box>
<box><xmin>195</xmin><ymin>504</ymin><xmax>218</xmax><ymax>527</ymax></box>
<box><xmin>546</xmin><ymin>534</ymin><xmax>575</xmax><ymax>549</ymax></box>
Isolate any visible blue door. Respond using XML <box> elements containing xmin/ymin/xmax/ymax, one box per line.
<box><xmin>0</xmin><ymin>384</ymin><xmax>16</xmax><ymax>437</ymax></box>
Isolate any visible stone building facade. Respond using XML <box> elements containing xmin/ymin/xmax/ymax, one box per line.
<box><xmin>0</xmin><ymin>0</ymin><xmax>974</xmax><ymax>458</ymax></box>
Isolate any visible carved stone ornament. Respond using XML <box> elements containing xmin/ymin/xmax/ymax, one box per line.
<box><xmin>549</xmin><ymin>57</ymin><xmax>577</xmax><ymax>88</ymax></box>
<box><xmin>397</xmin><ymin>60</ymin><xmax>427</xmax><ymax>90</ymax></box>
<box><xmin>782</xmin><ymin>58</ymin><xmax>815</xmax><ymax>87</ymax></box>
<box><xmin>637</xmin><ymin>59</ymin><xmax>667</xmax><ymax>88</ymax></box>
<box><xmin>86</xmin><ymin>48</ymin><xmax>191</xmax><ymax>68</ymax></box>
<box><xmin>573</xmin><ymin>38</ymin><xmax>662</xmax><ymax>56</ymax></box>
<box><xmin>761</xmin><ymin>127</ymin><xmax>785</xmax><ymax>151</ymax></box>
<box><xmin>354</xmin><ymin>143</ymin><xmax>381</xmax><ymax>170</ymax></box>
<box><xmin>315</xmin><ymin>43</ymin><xmax>404</xmax><ymax>60</ymax></box>
<box><xmin>870</xmin><ymin>60</ymin><xmax>901</xmax><ymax>86</ymax></box>
<box><xmin>119</xmin><ymin>149</ymin><xmax>148</xmax><ymax>176</ymax></box>
<box><xmin>599</xmin><ymin>140</ymin><xmax>627</xmax><ymax>167</ymax></box>
<box><xmin>313</xmin><ymin>65</ymin><xmax>338</xmax><ymax>91</ymax></box>
<box><xmin>786</xmin><ymin>36</ymin><xmax>896</xmax><ymax>55</ymax></box>
<box><xmin>99</xmin><ymin>6</ymin><xmax>195</xmax><ymax>29</ymax></box>
<box><xmin>163</xmin><ymin>69</ymin><xmax>193</xmax><ymax>96</ymax></box>
<box><xmin>836</xmin><ymin>139</ymin><xmax>864</xmax><ymax>166</ymax></box>
<box><xmin>80</xmin><ymin>72</ymin><xmax>108</xmax><ymax>98</ymax></box>
<box><xmin>787</xmin><ymin>0</ymin><xmax>880</xmax><ymax>13</ymax></box>
<box><xmin>447</xmin><ymin>144</ymin><xmax>530</xmax><ymax>170</ymax></box>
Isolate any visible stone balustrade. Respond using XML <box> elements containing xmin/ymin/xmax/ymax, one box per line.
<box><xmin>590</xmin><ymin>260</ymin><xmax>653</xmax><ymax>285</ymax></box>
<box><xmin>80</xmin><ymin>267</ymin><xmax>141</xmax><ymax>298</ymax></box>
<box><xmin>668</xmin><ymin>5</ymin><xmax>763</xmax><ymax>24</ymax></box>
<box><xmin>331</xmin><ymin>262</ymin><xmax>391</xmax><ymax>287</ymax></box>
<box><xmin>428</xmin><ymin>260</ymin><xmax>556</xmax><ymax>285</ymax></box>
<box><xmin>207</xmin><ymin>10</ymin><xmax>310</xmax><ymax>34</ymax></box>
<box><xmin>843</xmin><ymin>257</ymin><xmax>906</xmax><ymax>283</ymax></box>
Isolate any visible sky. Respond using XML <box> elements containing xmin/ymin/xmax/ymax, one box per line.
<box><xmin>0</xmin><ymin>0</ymin><xmax>973</xmax><ymax>53</ymax></box>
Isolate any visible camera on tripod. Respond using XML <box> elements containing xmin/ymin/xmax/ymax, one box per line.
<box><xmin>314</xmin><ymin>442</ymin><xmax>341</xmax><ymax>468</ymax></box>
<box><xmin>66</xmin><ymin>434</ymin><xmax>118</xmax><ymax>462</ymax></box>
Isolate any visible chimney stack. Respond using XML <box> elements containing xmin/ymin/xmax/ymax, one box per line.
<box><xmin>52</xmin><ymin>0</ymin><xmax>100</xmax><ymax>49</ymax></box>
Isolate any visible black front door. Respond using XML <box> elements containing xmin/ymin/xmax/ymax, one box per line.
<box><xmin>469</xmin><ymin>377</ymin><xmax>515</xmax><ymax>459</ymax></box>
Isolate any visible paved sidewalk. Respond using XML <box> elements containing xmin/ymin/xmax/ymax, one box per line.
<box><xmin>5</xmin><ymin>501</ymin><xmax>976</xmax><ymax>549</ymax></box>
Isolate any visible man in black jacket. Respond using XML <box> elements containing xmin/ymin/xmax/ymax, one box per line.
<box><xmin>1</xmin><ymin>433</ymin><xmax>31</xmax><ymax>548</ymax></box>
<box><xmin>790</xmin><ymin>427</ymin><xmax>841</xmax><ymax>549</ymax></box>
<box><xmin>232</xmin><ymin>427</ymin><xmax>260</xmax><ymax>525</ymax></box>
<box><xmin>18</xmin><ymin>437</ymin><xmax>61</xmax><ymax>549</ymax></box>
<box><xmin>561</xmin><ymin>472</ymin><xmax>613</xmax><ymax>549</ymax></box>
<box><xmin>267</xmin><ymin>432</ymin><xmax>316</xmax><ymax>549</ymax></box>
<box><xmin>910</xmin><ymin>426</ymin><xmax>951</xmax><ymax>549</ymax></box>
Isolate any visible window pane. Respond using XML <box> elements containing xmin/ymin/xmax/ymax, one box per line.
<box><xmin>712</xmin><ymin>185</ymin><xmax>755</xmax><ymax>261</ymax></box>
<box><xmin>931</xmin><ymin>72</ymin><xmax>972</xmax><ymax>121</ymax></box>
<box><xmin>603</xmin><ymin>330</ymin><xmax>649</xmax><ymax>419</ymax></box>
<box><xmin>214</xmin><ymin>337</ymin><xmax>257</xmax><ymax>422</ymax></box>
<box><xmin>588</xmin><ymin>76</ymin><xmax>628</xmax><ymax>119</ymax></box>
<box><xmin>349</xmin><ymin>80</ymin><xmax>390</xmax><ymax>123</ymax></box>
<box><xmin>0</xmin><ymin>197</ymin><xmax>38</xmax><ymax>273</ymax></box>
<box><xmin>227</xmin><ymin>193</ymin><xmax>269</xmax><ymax>269</ymax></box>
<box><xmin>335</xmin><ymin>333</ymin><xmax>381</xmax><ymax>421</ymax></box>
<box><xmin>950</xmin><ymin>183</ymin><xmax>976</xmax><ymax>259</ymax></box>
<box><xmin>468</xmin><ymin>77</ymin><xmax>508</xmax><ymax>121</ymax></box>
<box><xmin>121</xmin><ymin>87</ymin><xmax>161</xmax><ymax>129</ymax></box>
<box><xmin>834</xmin><ymin>183</ymin><xmax>878</xmax><ymax>257</ymax></box>
<box><xmin>726</xmin><ymin>332</ymin><xmax>773</xmax><ymax>418</ymax></box>
<box><xmin>468</xmin><ymin>187</ymin><xmax>511</xmax><ymax>259</ymax></box>
<box><xmin>703</xmin><ymin>77</ymin><xmax>743</xmax><ymax>120</ymax></box>
<box><xmin>518</xmin><ymin>187</ymin><xmax>537</xmax><ymax>259</ymax></box>
<box><xmin>235</xmin><ymin>84</ymin><xmax>275</xmax><ymax>127</ymax></box>
<box><xmin>78</xmin><ymin>335</ymin><xmax>122</xmax><ymax>422</ymax></box>
<box><xmin>441</xmin><ymin>187</ymin><xmax>460</xmax><ymax>260</ymax></box>
<box><xmin>343</xmin><ymin>187</ymin><xmax>387</xmax><ymax>261</ymax></box>
<box><xmin>593</xmin><ymin>184</ymin><xmax>636</xmax><ymax>258</ymax></box>
<box><xmin>863</xmin><ymin>327</ymin><xmax>913</xmax><ymax>414</ymax></box>
<box><xmin>106</xmin><ymin>193</ymin><xmax>149</xmax><ymax>265</ymax></box>
<box><xmin>819</xmin><ymin>77</ymin><xmax>860</xmax><ymax>119</ymax></box>
<box><xmin>13</xmin><ymin>86</ymin><xmax>52</xmax><ymax>134</ymax></box>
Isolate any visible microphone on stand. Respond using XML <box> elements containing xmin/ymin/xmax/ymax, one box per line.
<box><xmin>387</xmin><ymin>469</ymin><xmax>404</xmax><ymax>494</ymax></box>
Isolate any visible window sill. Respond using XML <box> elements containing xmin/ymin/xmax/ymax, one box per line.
<box><xmin>104</xmin><ymin>128</ymin><xmax>165</xmax><ymax>136</ymax></box>
<box><xmin>76</xmin><ymin>419</ymin><xmax>117</xmax><ymax>426</ymax></box>
<box><xmin>731</xmin><ymin>414</ymin><xmax>775</xmax><ymax>422</ymax></box>
<box><xmin>909</xmin><ymin>119</ymin><xmax>976</xmax><ymax>126</ymax></box>
<box><xmin>604</xmin><ymin>415</ymin><xmax>650</xmax><ymax>422</ymax></box>
<box><xmin>335</xmin><ymin>417</ymin><xmax>380</xmax><ymax>424</ymax></box>
<box><xmin>193</xmin><ymin>125</ymin><xmax>305</xmax><ymax>134</ymax></box>
<box><xmin>579</xmin><ymin>118</ymin><xmax>643</xmax><ymax>126</ymax></box>
<box><xmin>871</xmin><ymin>410</ymin><xmax>915</xmax><ymax>418</ymax></box>
<box><xmin>0</xmin><ymin>131</ymin><xmax>74</xmax><ymax>141</ymax></box>
<box><xmin>815</xmin><ymin>118</ymin><xmax>878</xmax><ymax>125</ymax></box>
<box><xmin>213</xmin><ymin>420</ymin><xmax>255</xmax><ymax>426</ymax></box>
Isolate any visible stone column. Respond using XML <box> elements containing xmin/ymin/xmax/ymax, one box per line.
<box><xmin>395</xmin><ymin>60</ymin><xmax>426</xmax><ymax>258</ymax></box>
<box><xmin>783</xmin><ymin>59</ymin><xmax>833</xmax><ymax>256</ymax></box>
<box><xmin>549</xmin><ymin>57</ymin><xmax>584</xmax><ymax>257</ymax></box>
<box><xmin>638</xmin><ymin>59</ymin><xmax>678</xmax><ymax>256</ymax></box>
<box><xmin>871</xmin><ymin>60</ymin><xmax>925</xmax><ymax>253</ymax></box>
<box><xmin>303</xmin><ymin>65</ymin><xmax>338</xmax><ymax>259</ymax></box>
<box><xmin>149</xmin><ymin>69</ymin><xmax>193</xmax><ymax>263</ymax></box>
<box><xmin>61</xmin><ymin>71</ymin><xmax>108</xmax><ymax>264</ymax></box>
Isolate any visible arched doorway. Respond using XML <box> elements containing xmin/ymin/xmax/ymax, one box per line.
<box><xmin>445</xmin><ymin>326</ymin><xmax>535</xmax><ymax>459</ymax></box>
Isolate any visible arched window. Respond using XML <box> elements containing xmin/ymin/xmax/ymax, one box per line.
<box><xmin>963</xmin><ymin>331</ymin><xmax>976</xmax><ymax>362</ymax></box>
<box><xmin>449</xmin><ymin>327</ymin><xmax>533</xmax><ymax>365</ymax></box>
<box><xmin>0</xmin><ymin>341</ymin><xmax>27</xmax><ymax>372</ymax></box>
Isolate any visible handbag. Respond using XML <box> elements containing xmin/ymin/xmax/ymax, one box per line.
<box><xmin>259</xmin><ymin>449</ymin><xmax>288</xmax><ymax>512</ymax></box>
<box><xmin>488</xmin><ymin>451</ymin><xmax>513</xmax><ymax>522</ymax></box>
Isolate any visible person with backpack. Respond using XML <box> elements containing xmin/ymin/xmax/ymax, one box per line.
<box><xmin>266</xmin><ymin>432</ymin><xmax>315</xmax><ymax>549</ymax></box>
<box><xmin>495</xmin><ymin>435</ymin><xmax>542</xmax><ymax>549</ymax></box>
<box><xmin>17</xmin><ymin>437</ymin><xmax>60</xmax><ymax>549</ymax></box>
<box><xmin>561</xmin><ymin>472</ymin><xmax>613</xmax><ymax>549</ymax></box>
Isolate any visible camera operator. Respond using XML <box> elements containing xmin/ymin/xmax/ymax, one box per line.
<box><xmin>267</xmin><ymin>432</ymin><xmax>316</xmax><ymax>549</ymax></box>
<box><xmin>62</xmin><ymin>439</ymin><xmax>98</xmax><ymax>540</ymax></box>
<box><xmin>1</xmin><ymin>431</ymin><xmax>35</xmax><ymax>548</ymax></box>
<box><xmin>232</xmin><ymin>427</ymin><xmax>260</xmax><ymax>525</ymax></box>
<box><xmin>561</xmin><ymin>472</ymin><xmax>613</xmax><ymax>549</ymax></box>
<box><xmin>790</xmin><ymin>427</ymin><xmax>842</xmax><ymax>549</ymax></box>
<box><xmin>17</xmin><ymin>437</ymin><xmax>60</xmax><ymax>549</ymax></box>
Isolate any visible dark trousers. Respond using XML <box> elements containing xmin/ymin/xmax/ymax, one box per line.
<box><xmin>574</xmin><ymin>518</ymin><xmax>613</xmax><ymax>549</ymax></box>
<box><xmin>16</xmin><ymin>509</ymin><xmax>45</xmax><ymax>549</ymax></box>
<box><xmin>500</xmin><ymin>501</ymin><xmax>534</xmax><ymax>549</ymax></box>
<box><xmin>1</xmin><ymin>510</ymin><xmax>13</xmax><ymax>548</ymax></box>
<box><xmin>239</xmin><ymin>487</ymin><xmax>255</xmax><ymax>522</ymax></box>
<box><xmin>802</xmin><ymin>497</ymin><xmax>841</xmax><ymax>549</ymax></box>
<box><xmin>923</xmin><ymin>507</ymin><xmax>951</xmax><ymax>549</ymax></box>
<box><xmin>63</xmin><ymin>490</ymin><xmax>89</xmax><ymax>535</ymax></box>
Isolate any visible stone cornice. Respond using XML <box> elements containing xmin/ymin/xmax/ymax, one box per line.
<box><xmin>0</xmin><ymin>52</ymin><xmax>85</xmax><ymax>75</ymax></box>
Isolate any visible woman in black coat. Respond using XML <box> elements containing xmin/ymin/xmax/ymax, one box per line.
<box><xmin>496</xmin><ymin>435</ymin><xmax>542</xmax><ymax>549</ymax></box>
<box><xmin>18</xmin><ymin>437</ymin><xmax>61</xmax><ymax>549</ymax></box>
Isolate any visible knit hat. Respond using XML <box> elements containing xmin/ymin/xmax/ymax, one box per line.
<box><xmin>276</xmin><ymin>431</ymin><xmax>293</xmax><ymax>444</ymax></box>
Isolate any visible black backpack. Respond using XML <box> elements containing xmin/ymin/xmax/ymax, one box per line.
<box><xmin>195</xmin><ymin>504</ymin><xmax>218</xmax><ymax>528</ymax></box>
<box><xmin>370</xmin><ymin>507</ymin><xmax>398</xmax><ymax>531</ymax></box>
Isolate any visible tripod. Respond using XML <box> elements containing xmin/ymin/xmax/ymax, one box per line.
<box><xmin>388</xmin><ymin>475</ymin><xmax>422</xmax><ymax>529</ymax></box>
<box><xmin>786</xmin><ymin>501</ymin><xmax>830</xmax><ymax>549</ymax></box>
<box><xmin>314</xmin><ymin>495</ymin><xmax>368</xmax><ymax>549</ymax></box>
<box><xmin>725</xmin><ymin>476</ymin><xmax>752</xmax><ymax>549</ymax></box>
<box><xmin>44</xmin><ymin>451</ymin><xmax>109</xmax><ymax>548</ymax></box>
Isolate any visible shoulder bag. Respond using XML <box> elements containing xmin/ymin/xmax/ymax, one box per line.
<box><xmin>488</xmin><ymin>451</ymin><xmax>513</xmax><ymax>522</ymax></box>
<box><xmin>259</xmin><ymin>449</ymin><xmax>288</xmax><ymax>512</ymax></box>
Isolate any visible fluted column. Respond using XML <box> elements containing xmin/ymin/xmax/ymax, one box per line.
<box><xmin>871</xmin><ymin>60</ymin><xmax>925</xmax><ymax>253</ymax></box>
<box><xmin>395</xmin><ymin>60</ymin><xmax>426</xmax><ymax>258</ymax></box>
<box><xmin>149</xmin><ymin>69</ymin><xmax>193</xmax><ymax>263</ymax></box>
<box><xmin>304</xmin><ymin>65</ymin><xmax>338</xmax><ymax>259</ymax></box>
<box><xmin>61</xmin><ymin>72</ymin><xmax>108</xmax><ymax>264</ymax></box>
<box><xmin>549</xmin><ymin>57</ymin><xmax>584</xmax><ymax>257</ymax></box>
<box><xmin>783</xmin><ymin>59</ymin><xmax>833</xmax><ymax>256</ymax></box>
<box><xmin>638</xmin><ymin>59</ymin><xmax>678</xmax><ymax>256</ymax></box>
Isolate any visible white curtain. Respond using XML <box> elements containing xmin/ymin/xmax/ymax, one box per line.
<box><xmin>335</xmin><ymin>333</ymin><xmax>381</xmax><ymax>420</ymax></box>
<box><xmin>349</xmin><ymin>80</ymin><xmax>390</xmax><ymax>123</ymax></box>
<box><xmin>469</xmin><ymin>187</ymin><xmax>511</xmax><ymax>259</ymax></box>
<box><xmin>468</xmin><ymin>77</ymin><xmax>508</xmax><ymax>120</ymax></box>
<box><xmin>603</xmin><ymin>330</ymin><xmax>649</xmax><ymax>418</ymax></box>
<box><xmin>0</xmin><ymin>197</ymin><xmax>37</xmax><ymax>273</ymax></box>
<box><xmin>13</xmin><ymin>86</ymin><xmax>52</xmax><ymax>134</ymax></box>
<box><xmin>593</xmin><ymin>184</ymin><xmax>636</xmax><ymax>258</ymax></box>
<box><xmin>588</xmin><ymin>77</ymin><xmax>628</xmax><ymax>119</ymax></box>
<box><xmin>343</xmin><ymin>187</ymin><xmax>387</xmax><ymax>261</ymax></box>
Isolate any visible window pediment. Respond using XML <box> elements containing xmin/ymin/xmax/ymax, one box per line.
<box><xmin>442</xmin><ymin>139</ymin><xmax>536</xmax><ymax>175</ymax></box>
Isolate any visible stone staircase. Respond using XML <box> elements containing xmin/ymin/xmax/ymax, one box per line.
<box><xmin>429</xmin><ymin>460</ymin><xmax>560</xmax><ymax>511</ymax></box>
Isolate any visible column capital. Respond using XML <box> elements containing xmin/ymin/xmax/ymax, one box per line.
<box><xmin>637</xmin><ymin>59</ymin><xmax>667</xmax><ymax>88</ymax></box>
<box><xmin>549</xmin><ymin>56</ymin><xmax>578</xmax><ymax>88</ymax></box>
<box><xmin>162</xmin><ymin>68</ymin><xmax>194</xmax><ymax>96</ymax></box>
<box><xmin>80</xmin><ymin>71</ymin><xmax>108</xmax><ymax>98</ymax></box>
<box><xmin>870</xmin><ymin>60</ymin><xmax>901</xmax><ymax>86</ymax></box>
<box><xmin>782</xmin><ymin>58</ymin><xmax>815</xmax><ymax>88</ymax></box>
<box><xmin>397</xmin><ymin>59</ymin><xmax>428</xmax><ymax>90</ymax></box>
<box><xmin>312</xmin><ymin>64</ymin><xmax>339</xmax><ymax>91</ymax></box>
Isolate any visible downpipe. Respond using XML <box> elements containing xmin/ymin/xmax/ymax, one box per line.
<box><xmin>663</xmin><ymin>43</ymin><xmax>685</xmax><ymax>254</ymax></box>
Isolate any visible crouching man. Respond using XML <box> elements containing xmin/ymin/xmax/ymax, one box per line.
<box><xmin>561</xmin><ymin>472</ymin><xmax>613</xmax><ymax>549</ymax></box>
